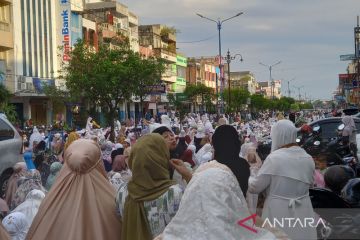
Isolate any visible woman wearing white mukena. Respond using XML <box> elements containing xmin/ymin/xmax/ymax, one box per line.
<box><xmin>248</xmin><ymin>119</ymin><xmax>317</xmax><ymax>240</ymax></box>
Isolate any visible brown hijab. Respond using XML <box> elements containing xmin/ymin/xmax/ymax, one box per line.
<box><xmin>5</xmin><ymin>162</ymin><xmax>27</xmax><ymax>206</ymax></box>
<box><xmin>122</xmin><ymin>133</ymin><xmax>176</xmax><ymax>240</ymax></box>
<box><xmin>26</xmin><ymin>139</ymin><xmax>122</xmax><ymax>240</ymax></box>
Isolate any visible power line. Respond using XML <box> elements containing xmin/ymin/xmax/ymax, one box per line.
<box><xmin>177</xmin><ymin>35</ymin><xmax>217</xmax><ymax>44</ymax></box>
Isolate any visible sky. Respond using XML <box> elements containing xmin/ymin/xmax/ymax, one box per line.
<box><xmin>121</xmin><ymin>0</ymin><xmax>360</xmax><ymax>100</ymax></box>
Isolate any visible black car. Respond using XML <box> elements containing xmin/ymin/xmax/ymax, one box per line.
<box><xmin>308</xmin><ymin>117</ymin><xmax>360</xmax><ymax>144</ymax></box>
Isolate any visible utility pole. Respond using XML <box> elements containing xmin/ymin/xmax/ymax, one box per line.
<box><xmin>197</xmin><ymin>12</ymin><xmax>243</xmax><ymax>114</ymax></box>
<box><xmin>355</xmin><ymin>16</ymin><xmax>360</xmax><ymax>104</ymax></box>
<box><xmin>259</xmin><ymin>61</ymin><xmax>281</xmax><ymax>99</ymax></box>
<box><xmin>223</xmin><ymin>49</ymin><xmax>243</xmax><ymax>112</ymax></box>
<box><xmin>285</xmin><ymin>77</ymin><xmax>296</xmax><ymax>98</ymax></box>
<box><xmin>293</xmin><ymin>86</ymin><xmax>304</xmax><ymax>101</ymax></box>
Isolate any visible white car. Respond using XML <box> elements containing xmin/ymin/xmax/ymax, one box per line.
<box><xmin>0</xmin><ymin>113</ymin><xmax>23</xmax><ymax>197</ymax></box>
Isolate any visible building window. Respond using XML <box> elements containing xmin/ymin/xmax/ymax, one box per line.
<box><xmin>177</xmin><ymin>66</ymin><xmax>186</xmax><ymax>79</ymax></box>
<box><xmin>27</xmin><ymin>0</ymin><xmax>32</xmax><ymax>76</ymax></box>
<box><xmin>32</xmin><ymin>0</ymin><xmax>38</xmax><ymax>77</ymax></box>
<box><xmin>38</xmin><ymin>0</ymin><xmax>43</xmax><ymax>77</ymax></box>
<box><xmin>21</xmin><ymin>0</ymin><xmax>26</xmax><ymax>75</ymax></box>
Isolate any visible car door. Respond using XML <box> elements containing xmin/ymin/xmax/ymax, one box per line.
<box><xmin>316</xmin><ymin>121</ymin><xmax>342</xmax><ymax>143</ymax></box>
<box><xmin>0</xmin><ymin>118</ymin><xmax>22</xmax><ymax>175</ymax></box>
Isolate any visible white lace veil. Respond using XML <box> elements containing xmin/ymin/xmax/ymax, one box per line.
<box><xmin>12</xmin><ymin>189</ymin><xmax>45</xmax><ymax>224</ymax></box>
<box><xmin>159</xmin><ymin>161</ymin><xmax>275</xmax><ymax>240</ymax></box>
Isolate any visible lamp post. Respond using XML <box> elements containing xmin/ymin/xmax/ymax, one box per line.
<box><xmin>197</xmin><ymin>12</ymin><xmax>243</xmax><ymax>114</ymax></box>
<box><xmin>223</xmin><ymin>49</ymin><xmax>243</xmax><ymax>112</ymax></box>
<box><xmin>285</xmin><ymin>77</ymin><xmax>296</xmax><ymax>98</ymax></box>
<box><xmin>293</xmin><ymin>85</ymin><xmax>304</xmax><ymax>101</ymax></box>
<box><xmin>259</xmin><ymin>61</ymin><xmax>281</xmax><ymax>99</ymax></box>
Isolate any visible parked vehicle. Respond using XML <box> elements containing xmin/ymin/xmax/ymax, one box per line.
<box><xmin>0</xmin><ymin>113</ymin><xmax>23</xmax><ymax>198</ymax></box>
<box><xmin>307</xmin><ymin>117</ymin><xmax>360</xmax><ymax>144</ymax></box>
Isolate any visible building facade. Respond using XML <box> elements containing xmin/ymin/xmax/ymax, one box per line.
<box><xmin>174</xmin><ymin>55</ymin><xmax>187</xmax><ymax>93</ymax></box>
<box><xmin>186</xmin><ymin>56</ymin><xmax>218</xmax><ymax>91</ymax></box>
<box><xmin>229</xmin><ymin>71</ymin><xmax>258</xmax><ymax>94</ymax></box>
<box><xmin>257</xmin><ymin>80</ymin><xmax>282</xmax><ymax>99</ymax></box>
<box><xmin>0</xmin><ymin>0</ymin><xmax>14</xmax><ymax>94</ymax></box>
<box><xmin>84</xmin><ymin>0</ymin><xmax>139</xmax><ymax>52</ymax></box>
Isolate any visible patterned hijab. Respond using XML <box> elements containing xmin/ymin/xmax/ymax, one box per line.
<box><xmin>122</xmin><ymin>134</ymin><xmax>176</xmax><ymax>240</ymax></box>
<box><xmin>5</xmin><ymin>162</ymin><xmax>27</xmax><ymax>207</ymax></box>
<box><xmin>10</xmin><ymin>170</ymin><xmax>44</xmax><ymax>210</ymax></box>
<box><xmin>157</xmin><ymin>161</ymin><xmax>275</xmax><ymax>240</ymax></box>
<box><xmin>2</xmin><ymin>212</ymin><xmax>29</xmax><ymax>240</ymax></box>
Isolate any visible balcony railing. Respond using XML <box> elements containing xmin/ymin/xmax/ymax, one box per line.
<box><xmin>0</xmin><ymin>0</ymin><xmax>11</xmax><ymax>6</ymax></box>
<box><xmin>116</xmin><ymin>2</ymin><xmax>128</xmax><ymax>17</ymax></box>
<box><xmin>153</xmin><ymin>48</ymin><xmax>176</xmax><ymax>62</ymax></box>
<box><xmin>0</xmin><ymin>21</ymin><xmax>10</xmax><ymax>32</ymax></box>
<box><xmin>128</xmin><ymin>12</ymin><xmax>138</xmax><ymax>26</ymax></box>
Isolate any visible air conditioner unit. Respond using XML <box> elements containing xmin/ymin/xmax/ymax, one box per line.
<box><xmin>18</xmin><ymin>76</ymin><xmax>26</xmax><ymax>83</ymax></box>
<box><xmin>26</xmin><ymin>82</ymin><xmax>33</xmax><ymax>90</ymax></box>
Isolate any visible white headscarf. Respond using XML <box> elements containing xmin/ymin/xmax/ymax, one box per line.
<box><xmin>29</xmin><ymin>127</ymin><xmax>42</xmax><ymax>149</ymax></box>
<box><xmin>270</xmin><ymin>120</ymin><xmax>298</xmax><ymax>152</ymax></box>
<box><xmin>158</xmin><ymin>161</ymin><xmax>275</xmax><ymax>240</ymax></box>
<box><xmin>240</xmin><ymin>142</ymin><xmax>254</xmax><ymax>159</ymax></box>
<box><xmin>86</xmin><ymin>117</ymin><xmax>93</xmax><ymax>132</ymax></box>
<box><xmin>12</xmin><ymin>189</ymin><xmax>45</xmax><ymax>225</ymax></box>
<box><xmin>195</xmin><ymin>143</ymin><xmax>213</xmax><ymax>166</ymax></box>
<box><xmin>161</xmin><ymin>114</ymin><xmax>171</xmax><ymax>129</ymax></box>
<box><xmin>2</xmin><ymin>212</ymin><xmax>29</xmax><ymax>240</ymax></box>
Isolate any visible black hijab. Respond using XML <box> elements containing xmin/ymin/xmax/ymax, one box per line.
<box><xmin>212</xmin><ymin>125</ymin><xmax>250</xmax><ymax>196</ymax></box>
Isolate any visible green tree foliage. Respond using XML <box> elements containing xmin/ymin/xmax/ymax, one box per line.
<box><xmin>249</xmin><ymin>94</ymin><xmax>297</xmax><ymax>112</ymax></box>
<box><xmin>59</xmin><ymin>40</ymin><xmax>164</xmax><ymax>140</ymax></box>
<box><xmin>184</xmin><ymin>83</ymin><xmax>214</xmax><ymax>112</ymax></box>
<box><xmin>0</xmin><ymin>84</ymin><xmax>18</xmax><ymax>123</ymax></box>
<box><xmin>250</xmin><ymin>94</ymin><xmax>268</xmax><ymax>111</ymax></box>
<box><xmin>290</xmin><ymin>103</ymin><xmax>300</xmax><ymax>111</ymax></box>
<box><xmin>299</xmin><ymin>102</ymin><xmax>314</xmax><ymax>110</ymax></box>
<box><xmin>223</xmin><ymin>88</ymin><xmax>250</xmax><ymax>112</ymax></box>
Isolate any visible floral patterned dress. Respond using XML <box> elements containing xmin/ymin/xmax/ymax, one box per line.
<box><xmin>116</xmin><ymin>182</ymin><xmax>183</xmax><ymax>238</ymax></box>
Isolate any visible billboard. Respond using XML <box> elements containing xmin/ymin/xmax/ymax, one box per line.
<box><xmin>32</xmin><ymin>78</ymin><xmax>55</xmax><ymax>93</ymax></box>
<box><xmin>59</xmin><ymin>0</ymin><xmax>71</xmax><ymax>62</ymax></box>
<box><xmin>340</xmin><ymin>54</ymin><xmax>357</xmax><ymax>61</ymax></box>
<box><xmin>176</xmin><ymin>55</ymin><xmax>187</xmax><ymax>67</ymax></box>
<box><xmin>145</xmin><ymin>84</ymin><xmax>166</xmax><ymax>94</ymax></box>
<box><xmin>71</xmin><ymin>12</ymin><xmax>83</xmax><ymax>46</ymax></box>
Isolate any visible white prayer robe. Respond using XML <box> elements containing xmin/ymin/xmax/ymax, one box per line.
<box><xmin>249</xmin><ymin>146</ymin><xmax>317</xmax><ymax>240</ymax></box>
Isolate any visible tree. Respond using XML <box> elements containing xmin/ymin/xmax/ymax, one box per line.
<box><xmin>131</xmin><ymin>56</ymin><xmax>165</xmax><ymax>120</ymax></box>
<box><xmin>184</xmin><ymin>84</ymin><xmax>213</xmax><ymax>112</ymax></box>
<box><xmin>0</xmin><ymin>84</ymin><xmax>18</xmax><ymax>123</ymax></box>
<box><xmin>250</xmin><ymin>94</ymin><xmax>268</xmax><ymax>111</ymax></box>
<box><xmin>60</xmin><ymin>40</ymin><xmax>164</xmax><ymax>141</ymax></box>
<box><xmin>223</xmin><ymin>88</ymin><xmax>250</xmax><ymax>112</ymax></box>
<box><xmin>299</xmin><ymin>102</ymin><xmax>314</xmax><ymax>110</ymax></box>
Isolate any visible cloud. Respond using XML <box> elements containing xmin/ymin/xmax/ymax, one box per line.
<box><xmin>120</xmin><ymin>0</ymin><xmax>360</xmax><ymax>99</ymax></box>
<box><xmin>244</xmin><ymin>24</ymin><xmax>273</xmax><ymax>31</ymax></box>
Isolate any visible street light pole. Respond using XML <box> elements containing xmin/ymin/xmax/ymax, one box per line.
<box><xmin>259</xmin><ymin>61</ymin><xmax>281</xmax><ymax>99</ymax></box>
<box><xmin>285</xmin><ymin>77</ymin><xmax>296</xmax><ymax>98</ymax></box>
<box><xmin>293</xmin><ymin>85</ymin><xmax>304</xmax><ymax>101</ymax></box>
<box><xmin>224</xmin><ymin>49</ymin><xmax>243</xmax><ymax>112</ymax></box>
<box><xmin>197</xmin><ymin>12</ymin><xmax>243</xmax><ymax>114</ymax></box>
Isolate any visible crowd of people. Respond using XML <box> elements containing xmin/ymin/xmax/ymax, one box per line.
<box><xmin>0</xmin><ymin>110</ymin><xmax>359</xmax><ymax>240</ymax></box>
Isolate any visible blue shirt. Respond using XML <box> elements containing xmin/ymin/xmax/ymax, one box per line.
<box><xmin>24</xmin><ymin>151</ymin><xmax>36</xmax><ymax>170</ymax></box>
